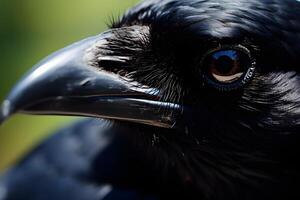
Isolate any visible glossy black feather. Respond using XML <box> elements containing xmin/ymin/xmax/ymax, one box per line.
<box><xmin>0</xmin><ymin>120</ymin><xmax>159</xmax><ymax>200</ymax></box>
<box><xmin>2</xmin><ymin>0</ymin><xmax>300</xmax><ymax>199</ymax></box>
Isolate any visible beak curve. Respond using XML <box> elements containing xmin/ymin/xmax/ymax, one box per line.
<box><xmin>0</xmin><ymin>32</ymin><xmax>180</xmax><ymax>128</ymax></box>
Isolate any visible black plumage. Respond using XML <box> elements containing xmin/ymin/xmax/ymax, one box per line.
<box><xmin>1</xmin><ymin>0</ymin><xmax>300</xmax><ymax>199</ymax></box>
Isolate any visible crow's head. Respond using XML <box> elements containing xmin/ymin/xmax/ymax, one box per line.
<box><xmin>1</xmin><ymin>0</ymin><xmax>300</xmax><ymax>199</ymax></box>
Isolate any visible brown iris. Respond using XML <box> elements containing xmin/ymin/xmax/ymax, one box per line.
<box><xmin>203</xmin><ymin>49</ymin><xmax>251</xmax><ymax>84</ymax></box>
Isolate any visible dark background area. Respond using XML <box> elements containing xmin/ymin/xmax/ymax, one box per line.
<box><xmin>0</xmin><ymin>0</ymin><xmax>139</xmax><ymax>171</ymax></box>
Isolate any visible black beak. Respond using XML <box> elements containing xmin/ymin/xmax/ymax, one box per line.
<box><xmin>0</xmin><ymin>31</ymin><xmax>180</xmax><ymax>128</ymax></box>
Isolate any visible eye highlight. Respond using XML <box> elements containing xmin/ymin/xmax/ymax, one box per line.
<box><xmin>201</xmin><ymin>45</ymin><xmax>256</xmax><ymax>91</ymax></box>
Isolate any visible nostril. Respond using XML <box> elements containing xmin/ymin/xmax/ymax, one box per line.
<box><xmin>80</xmin><ymin>79</ymin><xmax>92</xmax><ymax>87</ymax></box>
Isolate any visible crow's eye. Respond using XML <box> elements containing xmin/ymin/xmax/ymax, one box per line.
<box><xmin>201</xmin><ymin>45</ymin><xmax>256</xmax><ymax>91</ymax></box>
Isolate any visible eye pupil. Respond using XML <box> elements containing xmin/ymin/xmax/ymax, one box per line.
<box><xmin>213</xmin><ymin>55</ymin><xmax>235</xmax><ymax>75</ymax></box>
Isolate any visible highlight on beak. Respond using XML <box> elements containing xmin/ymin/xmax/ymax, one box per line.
<box><xmin>0</xmin><ymin>31</ymin><xmax>181</xmax><ymax>128</ymax></box>
<box><xmin>0</xmin><ymin>100</ymin><xmax>11</xmax><ymax>125</ymax></box>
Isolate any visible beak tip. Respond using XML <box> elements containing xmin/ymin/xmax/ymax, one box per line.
<box><xmin>0</xmin><ymin>100</ymin><xmax>12</xmax><ymax>125</ymax></box>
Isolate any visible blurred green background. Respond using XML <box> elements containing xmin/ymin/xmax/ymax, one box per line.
<box><xmin>0</xmin><ymin>0</ymin><xmax>139</xmax><ymax>171</ymax></box>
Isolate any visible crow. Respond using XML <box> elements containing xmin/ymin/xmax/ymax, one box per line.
<box><xmin>1</xmin><ymin>0</ymin><xmax>300</xmax><ymax>199</ymax></box>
